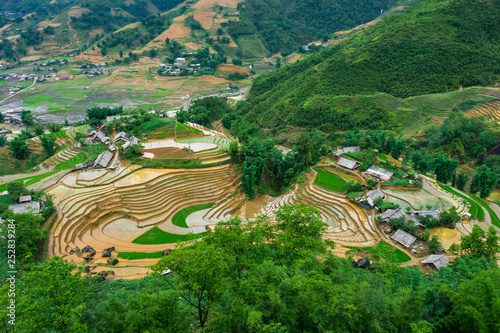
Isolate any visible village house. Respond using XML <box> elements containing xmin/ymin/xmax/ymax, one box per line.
<box><xmin>18</xmin><ymin>195</ymin><xmax>32</xmax><ymax>204</ymax></box>
<box><xmin>334</xmin><ymin>146</ymin><xmax>360</xmax><ymax>156</ymax></box>
<box><xmin>391</xmin><ymin>229</ymin><xmax>417</xmax><ymax>248</ymax></box>
<box><xmin>337</xmin><ymin>157</ymin><xmax>359</xmax><ymax>170</ymax></box>
<box><xmin>93</xmin><ymin>150</ymin><xmax>114</xmax><ymax>169</ymax></box>
<box><xmin>361</xmin><ymin>189</ymin><xmax>385</xmax><ymax>208</ymax></box>
<box><xmin>8</xmin><ymin>202</ymin><xmax>41</xmax><ymax>215</ymax></box>
<box><xmin>421</xmin><ymin>254</ymin><xmax>450</xmax><ymax>271</ymax></box>
<box><xmin>365</xmin><ymin>165</ymin><xmax>394</xmax><ymax>182</ymax></box>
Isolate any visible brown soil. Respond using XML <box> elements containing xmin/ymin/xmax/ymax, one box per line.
<box><xmin>217</xmin><ymin>64</ymin><xmax>251</xmax><ymax>74</ymax></box>
<box><xmin>391</xmin><ymin>6</ymin><xmax>411</xmax><ymax>11</ymax></box>
<box><xmin>144</xmin><ymin>147</ymin><xmax>195</xmax><ymax>159</ymax></box>
<box><xmin>334</xmin><ymin>18</ymin><xmax>381</xmax><ymax>35</ymax></box>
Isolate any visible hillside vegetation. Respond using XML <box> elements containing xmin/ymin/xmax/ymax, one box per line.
<box><xmin>231</xmin><ymin>0</ymin><xmax>401</xmax><ymax>54</ymax></box>
<box><xmin>231</xmin><ymin>0</ymin><xmax>500</xmax><ymax>134</ymax></box>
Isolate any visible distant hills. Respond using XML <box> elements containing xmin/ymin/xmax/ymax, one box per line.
<box><xmin>0</xmin><ymin>0</ymin><xmax>418</xmax><ymax>62</ymax></box>
<box><xmin>233</xmin><ymin>0</ymin><xmax>500</xmax><ymax>134</ymax></box>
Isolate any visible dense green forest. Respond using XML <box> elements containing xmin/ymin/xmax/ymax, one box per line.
<box><xmin>1</xmin><ymin>205</ymin><xmax>499</xmax><ymax>332</ymax></box>
<box><xmin>231</xmin><ymin>0</ymin><xmax>500</xmax><ymax>133</ymax></box>
<box><xmin>231</xmin><ymin>0</ymin><xmax>401</xmax><ymax>54</ymax></box>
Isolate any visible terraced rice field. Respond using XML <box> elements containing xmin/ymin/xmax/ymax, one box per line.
<box><xmin>46</xmin><ymin>161</ymin><xmax>381</xmax><ymax>278</ymax></box>
<box><xmin>145</xmin><ymin>123</ymin><xmax>203</xmax><ymax>140</ymax></box>
<box><xmin>47</xmin><ymin>165</ymin><xmax>241</xmax><ymax>277</ymax></box>
<box><xmin>313</xmin><ymin>167</ymin><xmax>348</xmax><ymax>192</ymax></box>
<box><xmin>464</xmin><ymin>99</ymin><xmax>500</xmax><ymax>122</ymax></box>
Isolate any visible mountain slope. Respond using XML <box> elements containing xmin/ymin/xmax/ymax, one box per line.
<box><xmin>233</xmin><ymin>0</ymin><xmax>500</xmax><ymax>133</ymax></box>
<box><xmin>231</xmin><ymin>0</ymin><xmax>401</xmax><ymax>54</ymax></box>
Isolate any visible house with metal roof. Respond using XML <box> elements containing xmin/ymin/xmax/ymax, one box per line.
<box><xmin>335</xmin><ymin>146</ymin><xmax>360</xmax><ymax>156</ymax></box>
<box><xmin>114</xmin><ymin>131</ymin><xmax>129</xmax><ymax>144</ymax></box>
<box><xmin>92</xmin><ymin>131</ymin><xmax>110</xmax><ymax>144</ymax></box>
<box><xmin>93</xmin><ymin>151</ymin><xmax>114</xmax><ymax>169</ymax></box>
<box><xmin>365</xmin><ymin>165</ymin><xmax>394</xmax><ymax>182</ymax></box>
<box><xmin>391</xmin><ymin>229</ymin><xmax>417</xmax><ymax>248</ymax></box>
<box><xmin>8</xmin><ymin>202</ymin><xmax>41</xmax><ymax>215</ymax></box>
<box><xmin>380</xmin><ymin>207</ymin><xmax>425</xmax><ymax>229</ymax></box>
<box><xmin>362</xmin><ymin>189</ymin><xmax>385</xmax><ymax>207</ymax></box>
<box><xmin>421</xmin><ymin>254</ymin><xmax>449</xmax><ymax>270</ymax></box>
<box><xmin>380</xmin><ymin>208</ymin><xmax>406</xmax><ymax>224</ymax></box>
<box><xmin>337</xmin><ymin>157</ymin><xmax>359</xmax><ymax>170</ymax></box>
<box><xmin>413</xmin><ymin>210</ymin><xmax>440</xmax><ymax>220</ymax></box>
<box><xmin>18</xmin><ymin>195</ymin><xmax>32</xmax><ymax>204</ymax></box>
<box><xmin>122</xmin><ymin>136</ymin><xmax>140</xmax><ymax>149</ymax></box>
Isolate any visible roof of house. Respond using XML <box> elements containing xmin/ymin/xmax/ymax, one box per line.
<box><xmin>93</xmin><ymin>131</ymin><xmax>110</xmax><ymax>143</ymax></box>
<box><xmin>114</xmin><ymin>131</ymin><xmax>129</xmax><ymax>143</ymax></box>
<box><xmin>336</xmin><ymin>146</ymin><xmax>360</xmax><ymax>154</ymax></box>
<box><xmin>93</xmin><ymin>150</ymin><xmax>114</xmax><ymax>168</ymax></box>
<box><xmin>337</xmin><ymin>157</ymin><xmax>359</xmax><ymax>170</ymax></box>
<box><xmin>404</xmin><ymin>215</ymin><xmax>425</xmax><ymax>229</ymax></box>
<box><xmin>8</xmin><ymin>202</ymin><xmax>41</xmax><ymax>214</ymax></box>
<box><xmin>364</xmin><ymin>189</ymin><xmax>385</xmax><ymax>207</ymax></box>
<box><xmin>380</xmin><ymin>207</ymin><xmax>425</xmax><ymax>228</ymax></box>
<box><xmin>421</xmin><ymin>254</ymin><xmax>450</xmax><ymax>269</ymax></box>
<box><xmin>413</xmin><ymin>210</ymin><xmax>440</xmax><ymax>220</ymax></box>
<box><xmin>366</xmin><ymin>165</ymin><xmax>394</xmax><ymax>181</ymax></box>
<box><xmin>19</xmin><ymin>195</ymin><xmax>32</xmax><ymax>203</ymax></box>
<box><xmin>380</xmin><ymin>207</ymin><xmax>406</xmax><ymax>223</ymax></box>
<box><xmin>391</xmin><ymin>229</ymin><xmax>417</xmax><ymax>248</ymax></box>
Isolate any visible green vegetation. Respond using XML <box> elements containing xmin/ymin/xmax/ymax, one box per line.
<box><xmin>437</xmin><ymin>183</ymin><xmax>483</xmax><ymax>220</ymax></box>
<box><xmin>469</xmin><ymin>194</ymin><xmax>500</xmax><ymax>228</ymax></box>
<box><xmin>313</xmin><ymin>167</ymin><xmax>348</xmax><ymax>192</ymax></box>
<box><xmin>230</xmin><ymin>0</ymin><xmax>500</xmax><ymax>135</ymax></box>
<box><xmin>349</xmin><ymin>241</ymin><xmax>411</xmax><ymax>263</ymax></box>
<box><xmin>92</xmin><ymin>100</ymin><xmax>119</xmax><ymax>103</ymax></box>
<box><xmin>172</xmin><ymin>203</ymin><xmax>215</xmax><ymax>228</ymax></box>
<box><xmin>81</xmin><ymin>144</ymin><xmax>107</xmax><ymax>163</ymax></box>
<box><xmin>54</xmin><ymin>152</ymin><xmax>87</xmax><ymax>171</ymax></box>
<box><xmin>132</xmin><ymin>226</ymin><xmax>207</xmax><ymax>244</ymax></box>
<box><xmin>232</xmin><ymin>0</ymin><xmax>399</xmax><ymax>54</ymax></box>
<box><xmin>117</xmin><ymin>251</ymin><xmax>164</xmax><ymax>260</ymax></box>
<box><xmin>0</xmin><ymin>171</ymin><xmax>57</xmax><ymax>192</ymax></box>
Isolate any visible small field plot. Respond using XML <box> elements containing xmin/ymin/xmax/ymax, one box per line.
<box><xmin>313</xmin><ymin>167</ymin><xmax>348</xmax><ymax>193</ymax></box>
<box><xmin>132</xmin><ymin>226</ymin><xmax>206</xmax><ymax>245</ymax></box>
<box><xmin>117</xmin><ymin>251</ymin><xmax>164</xmax><ymax>260</ymax></box>
<box><xmin>172</xmin><ymin>203</ymin><xmax>215</xmax><ymax>228</ymax></box>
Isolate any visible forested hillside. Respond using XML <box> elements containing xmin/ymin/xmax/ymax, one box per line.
<box><xmin>230</xmin><ymin>0</ymin><xmax>400</xmax><ymax>54</ymax></box>
<box><xmin>230</xmin><ymin>0</ymin><xmax>500</xmax><ymax>134</ymax></box>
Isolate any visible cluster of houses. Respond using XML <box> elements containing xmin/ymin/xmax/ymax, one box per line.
<box><xmin>1</xmin><ymin>73</ymin><xmax>39</xmax><ymax>82</ymax></box>
<box><xmin>1</xmin><ymin>108</ymin><xmax>23</xmax><ymax>124</ymax></box>
<box><xmin>83</xmin><ymin>125</ymin><xmax>140</xmax><ymax>169</ymax></box>
<box><xmin>36</xmin><ymin>59</ymin><xmax>68</xmax><ymax>68</ymax></box>
<box><xmin>77</xmin><ymin>63</ymin><xmax>109</xmax><ymax>78</ymax></box>
<box><xmin>158</xmin><ymin>56</ymin><xmax>208</xmax><ymax>76</ymax></box>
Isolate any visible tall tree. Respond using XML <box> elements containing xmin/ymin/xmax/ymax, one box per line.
<box><xmin>455</xmin><ymin>171</ymin><xmax>468</xmax><ymax>191</ymax></box>
<box><xmin>9</xmin><ymin>136</ymin><xmax>29</xmax><ymax>160</ymax></box>
<box><xmin>470</xmin><ymin>165</ymin><xmax>498</xmax><ymax>198</ymax></box>
<box><xmin>17</xmin><ymin>257</ymin><xmax>89</xmax><ymax>332</ymax></box>
<box><xmin>40</xmin><ymin>134</ymin><xmax>56</xmax><ymax>157</ymax></box>
<box><xmin>459</xmin><ymin>225</ymin><xmax>499</xmax><ymax>260</ymax></box>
